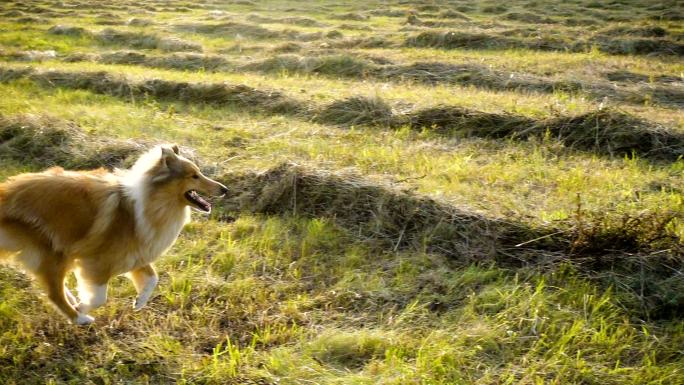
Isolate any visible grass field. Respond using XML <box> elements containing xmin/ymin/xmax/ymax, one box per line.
<box><xmin>0</xmin><ymin>0</ymin><xmax>683</xmax><ymax>383</ymax></box>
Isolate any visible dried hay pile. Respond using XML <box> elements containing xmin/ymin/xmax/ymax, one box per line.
<box><xmin>243</xmin><ymin>54</ymin><xmax>371</xmax><ymax>78</ymax></box>
<box><xmin>407</xmin><ymin>107</ymin><xmax>684</xmax><ymax>161</ymax></box>
<box><xmin>98</xmin><ymin>51</ymin><xmax>231</xmax><ymax>71</ymax></box>
<box><xmin>407</xmin><ymin>29</ymin><xmax>683</xmax><ymax>56</ymax></box>
<box><xmin>316</xmin><ymin>96</ymin><xmax>394</xmax><ymax>127</ymax></box>
<box><xmin>0</xmin><ymin>114</ymin><xmax>142</xmax><ymax>169</ymax></box>
<box><xmin>406</xmin><ymin>106</ymin><xmax>535</xmax><ymax>136</ymax></box>
<box><xmin>0</xmin><ymin>67</ymin><xmax>306</xmax><ymax>115</ymax></box>
<box><xmin>47</xmin><ymin>25</ymin><xmax>90</xmax><ymax>37</ymax></box>
<box><xmin>219</xmin><ymin>162</ymin><xmax>684</xmax><ymax>317</ymax></box>
<box><xmin>220</xmin><ymin>162</ymin><xmax>550</xmax><ymax>263</ymax></box>
<box><xmin>534</xmin><ymin>110</ymin><xmax>684</xmax><ymax>161</ymax></box>
<box><xmin>96</xmin><ymin>28</ymin><xmax>202</xmax><ymax>52</ymax></box>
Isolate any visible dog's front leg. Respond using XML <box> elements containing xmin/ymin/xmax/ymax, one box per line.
<box><xmin>64</xmin><ymin>284</ymin><xmax>78</xmax><ymax>307</ymax></box>
<box><xmin>75</xmin><ymin>271</ymin><xmax>109</xmax><ymax>315</ymax></box>
<box><xmin>128</xmin><ymin>264</ymin><xmax>158</xmax><ymax>311</ymax></box>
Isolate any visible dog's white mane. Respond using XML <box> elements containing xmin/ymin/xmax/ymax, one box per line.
<box><xmin>118</xmin><ymin>146</ymin><xmax>190</xmax><ymax>262</ymax></box>
<box><xmin>119</xmin><ymin>147</ymin><xmax>159</xmax><ymax>243</ymax></box>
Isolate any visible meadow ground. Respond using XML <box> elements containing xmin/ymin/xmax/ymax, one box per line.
<box><xmin>0</xmin><ymin>0</ymin><xmax>683</xmax><ymax>383</ymax></box>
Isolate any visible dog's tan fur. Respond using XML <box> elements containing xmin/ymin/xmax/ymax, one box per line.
<box><xmin>0</xmin><ymin>145</ymin><xmax>226</xmax><ymax>324</ymax></box>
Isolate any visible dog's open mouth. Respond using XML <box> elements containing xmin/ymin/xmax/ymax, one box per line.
<box><xmin>184</xmin><ymin>190</ymin><xmax>211</xmax><ymax>212</ymax></box>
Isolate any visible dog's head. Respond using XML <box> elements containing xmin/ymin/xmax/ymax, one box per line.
<box><xmin>141</xmin><ymin>145</ymin><xmax>227</xmax><ymax>213</ymax></box>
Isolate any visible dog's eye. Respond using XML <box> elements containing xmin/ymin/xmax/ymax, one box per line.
<box><xmin>192</xmin><ymin>174</ymin><xmax>199</xmax><ymax>179</ymax></box>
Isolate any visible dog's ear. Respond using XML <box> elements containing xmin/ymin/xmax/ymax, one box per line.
<box><xmin>171</xmin><ymin>144</ymin><xmax>179</xmax><ymax>155</ymax></box>
<box><xmin>160</xmin><ymin>146</ymin><xmax>179</xmax><ymax>168</ymax></box>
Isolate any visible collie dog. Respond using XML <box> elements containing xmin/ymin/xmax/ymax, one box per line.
<box><xmin>0</xmin><ymin>145</ymin><xmax>227</xmax><ymax>324</ymax></box>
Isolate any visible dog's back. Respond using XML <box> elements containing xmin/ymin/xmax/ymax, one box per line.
<box><xmin>0</xmin><ymin>167</ymin><xmax>118</xmax><ymax>255</ymax></box>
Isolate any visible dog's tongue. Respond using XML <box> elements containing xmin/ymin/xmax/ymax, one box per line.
<box><xmin>191</xmin><ymin>191</ymin><xmax>211</xmax><ymax>211</ymax></box>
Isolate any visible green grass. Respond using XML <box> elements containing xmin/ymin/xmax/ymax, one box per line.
<box><xmin>1</xmin><ymin>0</ymin><xmax>684</xmax><ymax>384</ymax></box>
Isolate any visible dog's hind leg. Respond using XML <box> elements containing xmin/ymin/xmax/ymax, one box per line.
<box><xmin>34</xmin><ymin>256</ymin><xmax>92</xmax><ymax>325</ymax></box>
<box><xmin>128</xmin><ymin>264</ymin><xmax>158</xmax><ymax>311</ymax></box>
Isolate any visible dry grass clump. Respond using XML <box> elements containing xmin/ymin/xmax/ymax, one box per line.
<box><xmin>327</xmin><ymin>36</ymin><xmax>395</xmax><ymax>49</ymax></box>
<box><xmin>270</xmin><ymin>42</ymin><xmax>302</xmax><ymax>53</ymax></box>
<box><xmin>0</xmin><ymin>67</ymin><xmax>305</xmax><ymax>115</ymax></box>
<box><xmin>218</xmin><ymin>162</ymin><xmax>684</xmax><ymax>317</ymax></box>
<box><xmin>604</xmin><ymin>70</ymin><xmax>681</xmax><ymax>84</ymax></box>
<box><xmin>220</xmin><ymin>163</ymin><xmax>683</xmax><ymax>263</ymax></box>
<box><xmin>406</xmin><ymin>29</ymin><xmax>683</xmax><ymax>56</ymax></box>
<box><xmin>534</xmin><ymin>109</ymin><xmax>684</xmax><ymax>160</ymax></box>
<box><xmin>138</xmin><ymin>79</ymin><xmax>305</xmax><ymax>114</ymax></box>
<box><xmin>598</xmin><ymin>25</ymin><xmax>668</xmax><ymax>38</ymax></box>
<box><xmin>220</xmin><ymin>162</ymin><xmax>542</xmax><ymax>262</ymax></box>
<box><xmin>16</xmin><ymin>16</ymin><xmax>48</xmax><ymax>24</ymax></box>
<box><xmin>0</xmin><ymin>67</ymin><xmax>35</xmax><ymax>82</ymax></box>
<box><xmin>95</xmin><ymin>17</ymin><xmax>124</xmax><ymax>26</ymax></box>
<box><xmin>99</xmin><ymin>51</ymin><xmax>230</xmax><ymax>71</ymax></box>
<box><xmin>247</xmin><ymin>14</ymin><xmax>327</xmax><ymax>27</ymax></box>
<box><xmin>368</xmin><ymin>9</ymin><xmax>407</xmax><ymax>17</ymax></box>
<box><xmin>176</xmin><ymin>22</ymin><xmax>279</xmax><ymax>39</ymax></box>
<box><xmin>405</xmin><ymin>30</ymin><xmax>516</xmax><ymax>50</ymax></box>
<box><xmin>407</xmin><ymin>106</ymin><xmax>684</xmax><ymax>161</ymax></box>
<box><xmin>243</xmin><ymin>54</ymin><xmax>371</xmax><ymax>77</ymax></box>
<box><xmin>127</xmin><ymin>17</ymin><xmax>154</xmax><ymax>27</ymax></box>
<box><xmin>406</xmin><ymin>106</ymin><xmax>535</xmax><ymax>136</ymax></box>
<box><xmin>481</xmin><ymin>4</ymin><xmax>507</xmax><ymax>14</ymax></box>
<box><xmin>156</xmin><ymin>37</ymin><xmax>204</xmax><ymax>53</ymax></box>
<box><xmin>503</xmin><ymin>11</ymin><xmax>555</xmax><ymax>24</ymax></box>
<box><xmin>99</xmin><ymin>50</ymin><xmax>147</xmax><ymax>65</ymax></box>
<box><xmin>315</xmin><ymin>96</ymin><xmax>394</xmax><ymax>127</ymax></box>
<box><xmin>63</xmin><ymin>52</ymin><xmax>98</xmax><ymax>62</ymax></box>
<box><xmin>326</xmin><ymin>30</ymin><xmax>344</xmax><ymax>39</ymax></box>
<box><xmin>563</xmin><ymin>17</ymin><xmax>599</xmax><ymax>26</ymax></box>
<box><xmin>0</xmin><ymin>114</ymin><xmax>142</xmax><ymax>169</ymax></box>
<box><xmin>594</xmin><ymin>37</ymin><xmax>684</xmax><ymax>56</ymax></box>
<box><xmin>0</xmin><ymin>49</ymin><xmax>57</xmax><ymax>62</ymax></box>
<box><xmin>332</xmin><ymin>12</ymin><xmax>369</xmax><ymax>21</ymax></box>
<box><xmin>30</xmin><ymin>68</ymin><xmax>134</xmax><ymax>95</ymax></box>
<box><xmin>95</xmin><ymin>29</ymin><xmax>157</xmax><ymax>48</ymax></box>
<box><xmin>439</xmin><ymin>9</ymin><xmax>471</xmax><ymax>20</ymax></box>
<box><xmin>96</xmin><ymin>28</ymin><xmax>202</xmax><ymax>52</ymax></box>
<box><xmin>379</xmin><ymin>62</ymin><xmax>556</xmax><ymax>92</ymax></box>
<box><xmin>2</xmin><ymin>10</ymin><xmax>25</xmax><ymax>17</ymax></box>
<box><xmin>147</xmin><ymin>52</ymin><xmax>230</xmax><ymax>71</ymax></box>
<box><xmin>336</xmin><ymin>23</ymin><xmax>373</xmax><ymax>31</ymax></box>
<box><xmin>647</xmin><ymin>85</ymin><xmax>684</xmax><ymax>108</ymax></box>
<box><xmin>47</xmin><ymin>25</ymin><xmax>90</xmax><ymax>37</ymax></box>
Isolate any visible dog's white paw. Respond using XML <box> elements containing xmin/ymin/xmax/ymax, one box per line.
<box><xmin>74</xmin><ymin>313</ymin><xmax>95</xmax><ymax>325</ymax></box>
<box><xmin>133</xmin><ymin>297</ymin><xmax>148</xmax><ymax>311</ymax></box>
<box><xmin>76</xmin><ymin>304</ymin><xmax>91</xmax><ymax>314</ymax></box>
<box><xmin>133</xmin><ymin>288</ymin><xmax>154</xmax><ymax>311</ymax></box>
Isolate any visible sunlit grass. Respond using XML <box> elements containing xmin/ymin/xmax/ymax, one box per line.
<box><xmin>1</xmin><ymin>0</ymin><xmax>683</xmax><ymax>383</ymax></box>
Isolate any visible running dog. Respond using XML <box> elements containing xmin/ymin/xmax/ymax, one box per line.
<box><xmin>0</xmin><ymin>145</ymin><xmax>227</xmax><ymax>324</ymax></box>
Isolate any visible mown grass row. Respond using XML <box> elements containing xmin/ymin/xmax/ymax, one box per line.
<box><xmin>6</xmin><ymin>12</ymin><xmax>682</xmax><ymax>60</ymax></box>
<box><xmin>405</xmin><ymin>28</ymin><xmax>684</xmax><ymax>56</ymax></box>
<box><xmin>10</xmin><ymin>49</ymin><xmax>676</xmax><ymax>108</ymax></box>
<box><xmin>1</xmin><ymin>65</ymin><xmax>682</xmax><ymax>163</ymax></box>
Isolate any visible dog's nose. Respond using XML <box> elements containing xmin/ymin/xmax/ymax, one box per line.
<box><xmin>220</xmin><ymin>185</ymin><xmax>228</xmax><ymax>195</ymax></box>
